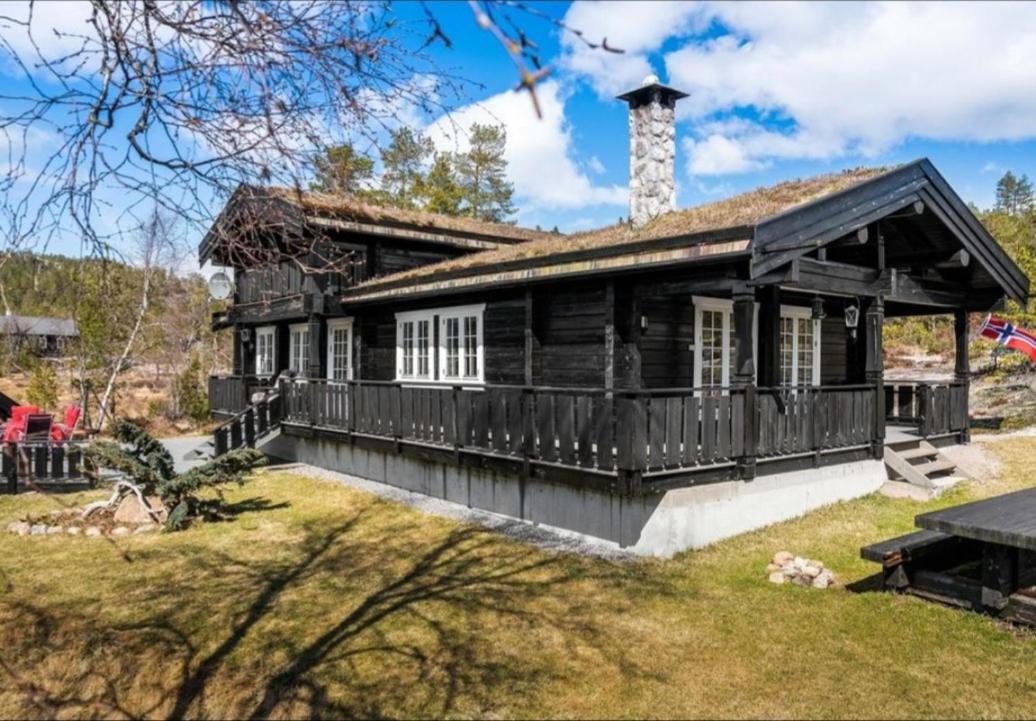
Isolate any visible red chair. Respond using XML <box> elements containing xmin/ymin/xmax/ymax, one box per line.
<box><xmin>3</xmin><ymin>406</ymin><xmax>39</xmax><ymax>443</ymax></box>
<box><xmin>51</xmin><ymin>406</ymin><xmax>82</xmax><ymax>442</ymax></box>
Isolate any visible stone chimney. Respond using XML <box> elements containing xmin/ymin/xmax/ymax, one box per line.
<box><xmin>617</xmin><ymin>75</ymin><xmax>687</xmax><ymax>228</ymax></box>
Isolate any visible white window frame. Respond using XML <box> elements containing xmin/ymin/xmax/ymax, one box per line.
<box><xmin>779</xmin><ymin>305</ymin><xmax>822</xmax><ymax>387</ymax></box>
<box><xmin>395</xmin><ymin>304</ymin><xmax>486</xmax><ymax>385</ymax></box>
<box><xmin>326</xmin><ymin>317</ymin><xmax>354</xmax><ymax>382</ymax></box>
<box><xmin>289</xmin><ymin>323</ymin><xmax>310</xmax><ymax>377</ymax></box>
<box><xmin>395</xmin><ymin>309</ymin><xmax>436</xmax><ymax>382</ymax></box>
<box><xmin>255</xmin><ymin>325</ymin><xmax>276</xmax><ymax>377</ymax></box>
<box><xmin>438</xmin><ymin>303</ymin><xmax>485</xmax><ymax>384</ymax></box>
<box><xmin>692</xmin><ymin>296</ymin><xmax>758</xmax><ymax>389</ymax></box>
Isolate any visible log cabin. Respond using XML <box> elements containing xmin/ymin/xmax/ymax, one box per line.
<box><xmin>199</xmin><ymin>77</ymin><xmax>1028</xmax><ymax>556</ymax></box>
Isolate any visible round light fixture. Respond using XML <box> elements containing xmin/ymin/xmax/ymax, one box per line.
<box><xmin>207</xmin><ymin>271</ymin><xmax>234</xmax><ymax>301</ymax></box>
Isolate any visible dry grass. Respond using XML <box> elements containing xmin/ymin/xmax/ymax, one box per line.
<box><xmin>267</xmin><ymin>186</ymin><xmax>554</xmax><ymax>244</ymax></box>
<box><xmin>352</xmin><ymin>165</ymin><xmax>895</xmax><ymax>291</ymax></box>
<box><xmin>2</xmin><ymin>437</ymin><xmax>1036</xmax><ymax>719</ymax></box>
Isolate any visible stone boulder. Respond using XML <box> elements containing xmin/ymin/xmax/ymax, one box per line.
<box><xmin>113</xmin><ymin>494</ymin><xmax>169</xmax><ymax>525</ymax></box>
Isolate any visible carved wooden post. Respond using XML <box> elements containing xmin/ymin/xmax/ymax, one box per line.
<box><xmin>954</xmin><ymin>310</ymin><xmax>971</xmax><ymax>442</ymax></box>
<box><xmin>306</xmin><ymin>315</ymin><xmax>322</xmax><ymax>380</ymax></box>
<box><xmin>864</xmin><ymin>296</ymin><xmax>886</xmax><ymax>459</ymax></box>
<box><xmin>733</xmin><ymin>288</ymin><xmax>757</xmax><ymax>480</ymax></box>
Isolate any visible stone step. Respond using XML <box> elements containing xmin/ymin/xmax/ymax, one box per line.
<box><xmin>899</xmin><ymin>444</ymin><xmax>939</xmax><ymax>462</ymax></box>
<box><xmin>913</xmin><ymin>459</ymin><xmax>957</xmax><ymax>477</ymax></box>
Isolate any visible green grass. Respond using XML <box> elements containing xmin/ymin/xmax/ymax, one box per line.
<box><xmin>2</xmin><ymin>440</ymin><xmax>1036</xmax><ymax>719</ymax></box>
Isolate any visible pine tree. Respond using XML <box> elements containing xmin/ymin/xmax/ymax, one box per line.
<box><xmin>455</xmin><ymin>123</ymin><xmax>515</xmax><ymax>223</ymax></box>
<box><xmin>26</xmin><ymin>361</ymin><xmax>58</xmax><ymax>410</ymax></box>
<box><xmin>995</xmin><ymin>171</ymin><xmax>1035</xmax><ymax>216</ymax></box>
<box><xmin>423</xmin><ymin>152</ymin><xmax>464</xmax><ymax>216</ymax></box>
<box><xmin>380</xmin><ymin>127</ymin><xmax>433</xmax><ymax>209</ymax></box>
<box><xmin>310</xmin><ymin>143</ymin><xmax>375</xmax><ymax>195</ymax></box>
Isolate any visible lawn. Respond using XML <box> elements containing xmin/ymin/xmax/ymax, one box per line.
<box><xmin>2</xmin><ymin>439</ymin><xmax>1036</xmax><ymax>719</ymax></box>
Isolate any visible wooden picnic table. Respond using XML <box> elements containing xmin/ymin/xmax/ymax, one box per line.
<box><xmin>916</xmin><ymin>487</ymin><xmax>1036</xmax><ymax>553</ymax></box>
<box><xmin>862</xmin><ymin>487</ymin><xmax>1036</xmax><ymax>625</ymax></box>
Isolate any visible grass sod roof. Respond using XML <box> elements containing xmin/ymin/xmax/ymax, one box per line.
<box><xmin>348</xmin><ymin>165</ymin><xmax>896</xmax><ymax>294</ymax></box>
<box><xmin>265</xmin><ymin>187</ymin><xmax>555</xmax><ymax>245</ymax></box>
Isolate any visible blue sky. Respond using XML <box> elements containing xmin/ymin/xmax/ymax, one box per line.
<box><xmin>2</xmin><ymin>1</ymin><xmax>1036</xmax><ymax>260</ymax></box>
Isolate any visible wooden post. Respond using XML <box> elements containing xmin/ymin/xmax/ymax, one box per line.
<box><xmin>732</xmin><ymin>288</ymin><xmax>757</xmax><ymax>480</ymax></box>
<box><xmin>757</xmin><ymin>286</ymin><xmax>780</xmax><ymax>387</ymax></box>
<box><xmin>232</xmin><ymin>326</ymin><xmax>244</xmax><ymax>376</ymax></box>
<box><xmin>864</xmin><ymin>296</ymin><xmax>885</xmax><ymax>458</ymax></box>
<box><xmin>954</xmin><ymin>310</ymin><xmax>971</xmax><ymax>442</ymax></box>
<box><xmin>604</xmin><ymin>281</ymin><xmax>615</xmax><ymax>390</ymax></box>
<box><xmin>3</xmin><ymin>443</ymin><xmax>16</xmax><ymax>494</ymax></box>
<box><xmin>524</xmin><ymin>288</ymin><xmax>535</xmax><ymax>386</ymax></box>
<box><xmin>306</xmin><ymin>315</ymin><xmax>322</xmax><ymax>380</ymax></box>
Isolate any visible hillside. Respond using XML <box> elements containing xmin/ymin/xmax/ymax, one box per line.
<box><xmin>0</xmin><ymin>251</ymin><xmax>229</xmax><ymax>436</ymax></box>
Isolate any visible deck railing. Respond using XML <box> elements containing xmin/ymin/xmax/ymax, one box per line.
<box><xmin>3</xmin><ymin>441</ymin><xmax>89</xmax><ymax>492</ymax></box>
<box><xmin>279</xmin><ymin>379</ymin><xmax>882</xmax><ymax>483</ymax></box>
<box><xmin>884</xmin><ymin>381</ymin><xmax>968</xmax><ymax>436</ymax></box>
<box><xmin>208</xmin><ymin>375</ymin><xmax>255</xmax><ymax>415</ymax></box>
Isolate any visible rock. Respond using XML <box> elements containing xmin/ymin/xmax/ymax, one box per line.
<box><xmin>45</xmin><ymin>525</ymin><xmax>62</xmax><ymax>535</ymax></box>
<box><xmin>773</xmin><ymin>551</ymin><xmax>794</xmax><ymax>566</ymax></box>
<box><xmin>84</xmin><ymin>526</ymin><xmax>102</xmax><ymax>538</ymax></box>
<box><xmin>765</xmin><ymin>563</ymin><xmax>782</xmax><ymax>574</ymax></box>
<box><xmin>768</xmin><ymin>572</ymin><xmax>786</xmax><ymax>585</ymax></box>
<box><xmin>792</xmin><ymin>556</ymin><xmax>808</xmax><ymax>570</ymax></box>
<box><xmin>133</xmin><ymin>523</ymin><xmax>158</xmax><ymax>535</ymax></box>
<box><xmin>803</xmin><ymin>565</ymin><xmax>822</xmax><ymax>579</ymax></box>
<box><xmin>111</xmin><ymin>526</ymin><xmax>130</xmax><ymax>537</ymax></box>
<box><xmin>173</xmin><ymin>420</ymin><xmax>192</xmax><ymax>433</ymax></box>
<box><xmin>8</xmin><ymin>521</ymin><xmax>31</xmax><ymax>536</ymax></box>
<box><xmin>66</xmin><ymin>526</ymin><xmax>81</xmax><ymax>536</ymax></box>
<box><xmin>812</xmin><ymin>575</ymin><xmax>830</xmax><ymax>590</ymax></box>
<box><xmin>113</xmin><ymin>494</ymin><xmax>169</xmax><ymax>525</ymax></box>
<box><xmin>30</xmin><ymin>524</ymin><xmax>47</xmax><ymax>536</ymax></box>
<box><xmin>791</xmin><ymin>574</ymin><xmax>812</xmax><ymax>588</ymax></box>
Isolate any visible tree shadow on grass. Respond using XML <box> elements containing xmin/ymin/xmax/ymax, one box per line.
<box><xmin>1</xmin><ymin>504</ymin><xmax>674</xmax><ymax>719</ymax></box>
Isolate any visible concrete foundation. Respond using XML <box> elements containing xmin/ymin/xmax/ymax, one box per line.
<box><xmin>270</xmin><ymin>435</ymin><xmax>887</xmax><ymax>558</ymax></box>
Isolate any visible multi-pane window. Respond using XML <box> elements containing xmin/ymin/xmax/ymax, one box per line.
<box><xmin>289</xmin><ymin>324</ymin><xmax>309</xmax><ymax>376</ymax></box>
<box><xmin>699</xmin><ymin>309</ymin><xmax>726</xmax><ymax>388</ymax></box>
<box><xmin>778</xmin><ymin>309</ymin><xmax>820</xmax><ymax>387</ymax></box>
<box><xmin>327</xmin><ymin>318</ymin><xmax>353</xmax><ymax>381</ymax></box>
<box><xmin>397</xmin><ymin>314</ymin><xmax>433</xmax><ymax>381</ymax></box>
<box><xmin>255</xmin><ymin>326</ymin><xmax>276</xmax><ymax>376</ymax></box>
<box><xmin>395</xmin><ymin>305</ymin><xmax>484</xmax><ymax>384</ymax></box>
<box><xmin>693</xmin><ymin>298</ymin><xmax>749</xmax><ymax>389</ymax></box>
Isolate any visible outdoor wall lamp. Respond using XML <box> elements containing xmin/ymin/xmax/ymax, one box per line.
<box><xmin>811</xmin><ymin>296</ymin><xmax>826</xmax><ymax>321</ymax></box>
<box><xmin>844</xmin><ymin>301</ymin><xmax>860</xmax><ymax>340</ymax></box>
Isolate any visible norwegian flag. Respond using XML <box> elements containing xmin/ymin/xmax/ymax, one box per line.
<box><xmin>978</xmin><ymin>314</ymin><xmax>1036</xmax><ymax>363</ymax></box>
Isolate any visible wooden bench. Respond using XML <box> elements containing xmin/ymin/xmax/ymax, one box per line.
<box><xmin>861</xmin><ymin>529</ymin><xmax>951</xmax><ymax>565</ymax></box>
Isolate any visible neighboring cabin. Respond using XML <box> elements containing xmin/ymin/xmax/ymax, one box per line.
<box><xmin>0</xmin><ymin>314</ymin><xmax>78</xmax><ymax>357</ymax></box>
<box><xmin>200</xmin><ymin>77</ymin><xmax>1027</xmax><ymax>556</ymax></box>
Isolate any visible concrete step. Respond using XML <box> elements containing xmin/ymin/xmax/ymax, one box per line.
<box><xmin>899</xmin><ymin>444</ymin><xmax>939</xmax><ymax>462</ymax></box>
<box><xmin>880</xmin><ymin>474</ymin><xmax>964</xmax><ymax>501</ymax></box>
<box><xmin>913</xmin><ymin>459</ymin><xmax>957</xmax><ymax>477</ymax></box>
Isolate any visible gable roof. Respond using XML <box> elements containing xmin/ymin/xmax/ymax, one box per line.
<box><xmin>342</xmin><ymin>166</ymin><xmax>893</xmax><ymax>301</ymax></box>
<box><xmin>199</xmin><ymin>185</ymin><xmax>554</xmax><ymax>265</ymax></box>
<box><xmin>0</xmin><ymin>315</ymin><xmax>77</xmax><ymax>337</ymax></box>
<box><xmin>341</xmin><ymin>160</ymin><xmax>1029</xmax><ymax>305</ymax></box>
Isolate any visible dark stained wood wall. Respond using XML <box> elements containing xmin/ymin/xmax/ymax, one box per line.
<box><xmin>636</xmin><ymin>295</ymin><xmax>694</xmax><ymax>388</ymax></box>
<box><xmin>484</xmin><ymin>296</ymin><xmax>526</xmax><ymax>385</ymax></box>
<box><xmin>820</xmin><ymin>315</ymin><xmax>850</xmax><ymax>385</ymax></box>
<box><xmin>533</xmin><ymin>286</ymin><xmax>607</xmax><ymax>387</ymax></box>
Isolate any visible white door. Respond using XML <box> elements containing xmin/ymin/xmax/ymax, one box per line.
<box><xmin>326</xmin><ymin>318</ymin><xmax>354</xmax><ymax>381</ymax></box>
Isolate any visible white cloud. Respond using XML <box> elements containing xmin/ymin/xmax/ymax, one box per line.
<box><xmin>425</xmin><ymin>81</ymin><xmax>626</xmax><ymax>216</ymax></box>
<box><xmin>0</xmin><ymin>1</ymin><xmax>96</xmax><ymax>64</ymax></box>
<box><xmin>561</xmin><ymin>1</ymin><xmax>708</xmax><ymax>97</ymax></box>
<box><xmin>587</xmin><ymin>156</ymin><xmax>606</xmax><ymax>175</ymax></box>
<box><xmin>664</xmin><ymin>2</ymin><xmax>1036</xmax><ymax>174</ymax></box>
<box><xmin>561</xmin><ymin>2</ymin><xmax>1036</xmax><ymax>176</ymax></box>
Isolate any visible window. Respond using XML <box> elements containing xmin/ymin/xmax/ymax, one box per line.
<box><xmin>255</xmin><ymin>326</ymin><xmax>276</xmax><ymax>376</ymax></box>
<box><xmin>395</xmin><ymin>304</ymin><xmax>485</xmax><ymax>383</ymax></box>
<box><xmin>289</xmin><ymin>323</ymin><xmax>309</xmax><ymax>376</ymax></box>
<box><xmin>439</xmin><ymin>305</ymin><xmax>484</xmax><ymax>383</ymax></box>
<box><xmin>779</xmin><ymin>306</ymin><xmax>821</xmax><ymax>387</ymax></box>
<box><xmin>396</xmin><ymin>312</ymin><xmax>434</xmax><ymax>381</ymax></box>
<box><xmin>693</xmin><ymin>297</ymin><xmax>756</xmax><ymax>389</ymax></box>
<box><xmin>326</xmin><ymin>318</ymin><xmax>353</xmax><ymax>381</ymax></box>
